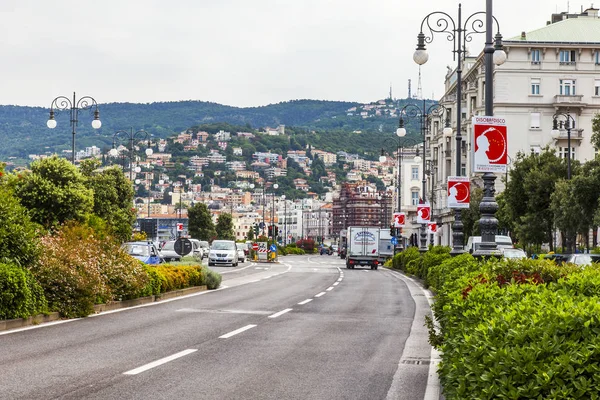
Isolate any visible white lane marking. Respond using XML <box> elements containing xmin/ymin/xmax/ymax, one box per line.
<box><xmin>219</xmin><ymin>324</ymin><xmax>257</xmax><ymax>339</ymax></box>
<box><xmin>268</xmin><ymin>308</ymin><xmax>293</xmax><ymax>319</ymax></box>
<box><xmin>326</xmin><ymin>287</ymin><xmax>334</xmax><ymax>291</ymax></box>
<box><xmin>123</xmin><ymin>349</ymin><xmax>197</xmax><ymax>375</ymax></box>
<box><xmin>337</xmin><ymin>278</ymin><xmax>343</xmax><ymax>282</ymax></box>
<box><xmin>333</xmin><ymin>282</ymin><xmax>339</xmax><ymax>286</ymax></box>
<box><xmin>315</xmin><ymin>292</ymin><xmax>326</xmax><ymax>298</ymax></box>
<box><xmin>218</xmin><ymin>263</ymin><xmax>258</xmax><ymax>274</ymax></box>
<box><xmin>298</xmin><ymin>299</ymin><xmax>313</xmax><ymax>305</ymax></box>
<box><xmin>0</xmin><ymin>319</ymin><xmax>80</xmax><ymax>336</ymax></box>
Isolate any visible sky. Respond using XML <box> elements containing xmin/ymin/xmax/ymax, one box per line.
<box><xmin>0</xmin><ymin>0</ymin><xmax>584</xmax><ymax>108</ymax></box>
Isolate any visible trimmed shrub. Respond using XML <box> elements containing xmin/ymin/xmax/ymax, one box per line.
<box><xmin>392</xmin><ymin>246</ymin><xmax>421</xmax><ymax>272</ymax></box>
<box><xmin>143</xmin><ymin>265</ymin><xmax>222</xmax><ymax>294</ymax></box>
<box><xmin>420</xmin><ymin>246</ymin><xmax>451</xmax><ymax>286</ymax></box>
<box><xmin>0</xmin><ymin>263</ymin><xmax>47</xmax><ymax>320</ymax></box>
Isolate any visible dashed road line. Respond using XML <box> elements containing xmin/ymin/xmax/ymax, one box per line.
<box><xmin>219</xmin><ymin>324</ymin><xmax>257</xmax><ymax>339</ymax></box>
<box><xmin>298</xmin><ymin>299</ymin><xmax>313</xmax><ymax>305</ymax></box>
<box><xmin>315</xmin><ymin>292</ymin><xmax>326</xmax><ymax>298</ymax></box>
<box><xmin>326</xmin><ymin>287</ymin><xmax>334</xmax><ymax>291</ymax></box>
<box><xmin>123</xmin><ymin>349</ymin><xmax>197</xmax><ymax>375</ymax></box>
<box><xmin>333</xmin><ymin>282</ymin><xmax>339</xmax><ymax>286</ymax></box>
<box><xmin>268</xmin><ymin>308</ymin><xmax>293</xmax><ymax>319</ymax></box>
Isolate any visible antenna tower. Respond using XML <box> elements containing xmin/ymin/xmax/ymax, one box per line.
<box><xmin>416</xmin><ymin>66</ymin><xmax>423</xmax><ymax>99</ymax></box>
<box><xmin>408</xmin><ymin>79</ymin><xmax>412</xmax><ymax>99</ymax></box>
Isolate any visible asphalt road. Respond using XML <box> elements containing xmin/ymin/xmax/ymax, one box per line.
<box><xmin>0</xmin><ymin>255</ymin><xmax>440</xmax><ymax>400</ymax></box>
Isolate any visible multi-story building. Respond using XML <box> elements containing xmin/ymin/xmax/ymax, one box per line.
<box><xmin>428</xmin><ymin>7</ymin><xmax>600</xmax><ymax>246</ymax></box>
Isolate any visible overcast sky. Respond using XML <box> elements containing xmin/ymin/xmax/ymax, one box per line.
<box><xmin>0</xmin><ymin>1</ymin><xmax>581</xmax><ymax>108</ymax></box>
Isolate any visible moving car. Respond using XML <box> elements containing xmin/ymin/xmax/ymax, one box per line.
<box><xmin>122</xmin><ymin>241</ymin><xmax>162</xmax><ymax>264</ymax></box>
<box><xmin>189</xmin><ymin>239</ymin><xmax>205</xmax><ymax>261</ymax></box>
<box><xmin>159</xmin><ymin>240</ymin><xmax>182</xmax><ymax>262</ymax></box>
<box><xmin>208</xmin><ymin>240</ymin><xmax>239</xmax><ymax>267</ymax></box>
<box><xmin>236</xmin><ymin>243</ymin><xmax>246</xmax><ymax>263</ymax></box>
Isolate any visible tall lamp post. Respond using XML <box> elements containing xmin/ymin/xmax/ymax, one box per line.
<box><xmin>379</xmin><ymin>135</ymin><xmax>422</xmax><ymax>250</ymax></box>
<box><xmin>271</xmin><ymin>183</ymin><xmax>279</xmax><ymax>241</ymax></box>
<box><xmin>412</xmin><ymin>2</ymin><xmax>506</xmax><ymax>255</ymax></box>
<box><xmin>551</xmin><ymin>110</ymin><xmax>575</xmax><ymax>252</ymax></box>
<box><xmin>281</xmin><ymin>195</ymin><xmax>287</xmax><ymax>245</ymax></box>
<box><xmin>47</xmin><ymin>92</ymin><xmax>102</xmax><ymax>163</ymax></box>
<box><xmin>109</xmin><ymin>128</ymin><xmax>153</xmax><ymax>181</ymax></box>
<box><xmin>398</xmin><ymin>101</ymin><xmax>451</xmax><ymax>251</ymax></box>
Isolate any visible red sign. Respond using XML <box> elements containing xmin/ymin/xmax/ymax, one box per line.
<box><xmin>176</xmin><ymin>223</ymin><xmax>184</xmax><ymax>232</ymax></box>
<box><xmin>252</xmin><ymin>243</ymin><xmax>259</xmax><ymax>250</ymax></box>
<box><xmin>416</xmin><ymin>204</ymin><xmax>430</xmax><ymax>224</ymax></box>
<box><xmin>428</xmin><ymin>223</ymin><xmax>438</xmax><ymax>234</ymax></box>
<box><xmin>393</xmin><ymin>212</ymin><xmax>406</xmax><ymax>227</ymax></box>
<box><xmin>472</xmin><ymin>116</ymin><xmax>508</xmax><ymax>173</ymax></box>
<box><xmin>447</xmin><ymin>176</ymin><xmax>470</xmax><ymax>209</ymax></box>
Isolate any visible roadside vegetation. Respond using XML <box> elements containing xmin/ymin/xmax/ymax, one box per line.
<box><xmin>0</xmin><ymin>157</ymin><xmax>221</xmax><ymax>321</ymax></box>
<box><xmin>389</xmin><ymin>246</ymin><xmax>600</xmax><ymax>398</ymax></box>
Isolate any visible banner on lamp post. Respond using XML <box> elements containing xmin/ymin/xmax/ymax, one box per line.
<box><xmin>428</xmin><ymin>222</ymin><xmax>438</xmax><ymax>234</ymax></box>
<box><xmin>447</xmin><ymin>176</ymin><xmax>470</xmax><ymax>209</ymax></box>
<box><xmin>472</xmin><ymin>115</ymin><xmax>508</xmax><ymax>173</ymax></box>
<box><xmin>416</xmin><ymin>203</ymin><xmax>431</xmax><ymax>224</ymax></box>
<box><xmin>393</xmin><ymin>212</ymin><xmax>406</xmax><ymax>227</ymax></box>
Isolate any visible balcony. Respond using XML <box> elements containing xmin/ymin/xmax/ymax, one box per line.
<box><xmin>552</xmin><ymin>128</ymin><xmax>584</xmax><ymax>141</ymax></box>
<box><xmin>553</xmin><ymin>94</ymin><xmax>585</xmax><ymax>112</ymax></box>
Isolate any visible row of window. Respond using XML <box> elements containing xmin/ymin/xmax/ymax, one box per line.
<box><xmin>530</xmin><ymin>78</ymin><xmax>580</xmax><ymax>95</ymax></box>
<box><xmin>530</xmin><ymin>49</ymin><xmax>600</xmax><ymax>64</ymax></box>
<box><xmin>529</xmin><ymin>112</ymin><xmax>577</xmax><ymax>129</ymax></box>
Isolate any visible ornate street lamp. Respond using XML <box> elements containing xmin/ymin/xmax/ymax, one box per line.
<box><xmin>551</xmin><ymin>110</ymin><xmax>575</xmax><ymax>180</ymax></box>
<box><xmin>47</xmin><ymin>92</ymin><xmax>101</xmax><ymax>163</ymax></box>
<box><xmin>109</xmin><ymin>128</ymin><xmax>153</xmax><ymax>181</ymax></box>
<box><xmin>412</xmin><ymin>1</ymin><xmax>506</xmax><ymax>255</ymax></box>
<box><xmin>398</xmin><ymin>101</ymin><xmax>451</xmax><ymax>251</ymax></box>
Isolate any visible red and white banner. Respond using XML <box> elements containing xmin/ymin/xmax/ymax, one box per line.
<box><xmin>447</xmin><ymin>176</ymin><xmax>470</xmax><ymax>209</ymax></box>
<box><xmin>176</xmin><ymin>223</ymin><xmax>184</xmax><ymax>232</ymax></box>
<box><xmin>472</xmin><ymin>116</ymin><xmax>508</xmax><ymax>173</ymax></box>
<box><xmin>416</xmin><ymin>203</ymin><xmax>431</xmax><ymax>224</ymax></box>
<box><xmin>392</xmin><ymin>212</ymin><xmax>406</xmax><ymax>228</ymax></box>
<box><xmin>428</xmin><ymin>222</ymin><xmax>438</xmax><ymax>234</ymax></box>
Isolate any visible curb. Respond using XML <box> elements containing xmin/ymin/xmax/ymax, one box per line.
<box><xmin>1</xmin><ymin>286</ymin><xmax>208</xmax><ymax>332</ymax></box>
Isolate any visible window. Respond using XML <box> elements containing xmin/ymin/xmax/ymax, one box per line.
<box><xmin>530</xmin><ymin>112</ymin><xmax>541</xmax><ymax>129</ymax></box>
<box><xmin>559</xmin><ymin>50</ymin><xmax>576</xmax><ymax>64</ymax></box>
<box><xmin>595</xmin><ymin>80</ymin><xmax>600</xmax><ymax>96</ymax></box>
<box><xmin>461</xmin><ymin>163</ymin><xmax>466</xmax><ymax>176</ymax></box>
<box><xmin>530</xmin><ymin>146</ymin><xmax>542</xmax><ymax>155</ymax></box>
<box><xmin>559</xmin><ymin>147</ymin><xmax>575</xmax><ymax>160</ymax></box>
<box><xmin>531</xmin><ymin>49</ymin><xmax>541</xmax><ymax>64</ymax></box>
<box><xmin>560</xmin><ymin>79</ymin><xmax>576</xmax><ymax>95</ymax></box>
<box><xmin>411</xmin><ymin>191</ymin><xmax>419</xmax><ymax>206</ymax></box>
<box><xmin>531</xmin><ymin>78</ymin><xmax>540</xmax><ymax>95</ymax></box>
<box><xmin>411</xmin><ymin>166</ymin><xmax>419</xmax><ymax>180</ymax></box>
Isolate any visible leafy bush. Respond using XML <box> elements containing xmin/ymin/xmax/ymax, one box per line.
<box><xmin>143</xmin><ymin>265</ymin><xmax>221</xmax><ymax>293</ymax></box>
<box><xmin>420</xmin><ymin>246</ymin><xmax>451</xmax><ymax>286</ymax></box>
<box><xmin>0</xmin><ymin>263</ymin><xmax>47</xmax><ymax>320</ymax></box>
<box><xmin>284</xmin><ymin>247</ymin><xmax>306</xmax><ymax>255</ymax></box>
<box><xmin>296</xmin><ymin>238</ymin><xmax>315</xmax><ymax>252</ymax></box>
<box><xmin>204</xmin><ymin>269</ymin><xmax>222</xmax><ymax>290</ymax></box>
<box><xmin>31</xmin><ymin>224</ymin><xmax>148</xmax><ymax>317</ymax></box>
<box><xmin>392</xmin><ymin>246</ymin><xmax>421</xmax><ymax>272</ymax></box>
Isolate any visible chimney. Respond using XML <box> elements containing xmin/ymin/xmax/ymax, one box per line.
<box><xmin>521</xmin><ymin>31</ymin><xmax>527</xmax><ymax>40</ymax></box>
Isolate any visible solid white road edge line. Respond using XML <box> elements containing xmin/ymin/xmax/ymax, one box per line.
<box><xmin>268</xmin><ymin>308</ymin><xmax>293</xmax><ymax>318</ymax></box>
<box><xmin>315</xmin><ymin>292</ymin><xmax>326</xmax><ymax>298</ymax></box>
<box><xmin>219</xmin><ymin>324</ymin><xmax>257</xmax><ymax>339</ymax></box>
<box><xmin>298</xmin><ymin>299</ymin><xmax>312</xmax><ymax>305</ymax></box>
<box><xmin>123</xmin><ymin>349</ymin><xmax>198</xmax><ymax>375</ymax></box>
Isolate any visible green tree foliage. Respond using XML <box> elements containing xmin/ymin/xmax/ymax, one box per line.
<box><xmin>310</xmin><ymin>156</ymin><xmax>327</xmax><ymax>180</ymax></box>
<box><xmin>0</xmin><ymin>262</ymin><xmax>47</xmax><ymax>319</ymax></box>
<box><xmin>13</xmin><ymin>156</ymin><xmax>94</xmax><ymax>230</ymax></box>
<box><xmin>460</xmin><ymin>187</ymin><xmax>483</xmax><ymax>241</ymax></box>
<box><xmin>503</xmin><ymin>149</ymin><xmax>567</xmax><ymax>250</ymax></box>
<box><xmin>215</xmin><ymin>213</ymin><xmax>235</xmax><ymax>240</ymax></box>
<box><xmin>188</xmin><ymin>202</ymin><xmax>216</xmax><ymax>241</ymax></box>
<box><xmin>80</xmin><ymin>160</ymin><xmax>136</xmax><ymax>243</ymax></box>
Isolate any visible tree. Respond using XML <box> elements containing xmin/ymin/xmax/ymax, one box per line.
<box><xmin>246</xmin><ymin>226</ymin><xmax>255</xmax><ymax>241</ymax></box>
<box><xmin>14</xmin><ymin>156</ymin><xmax>94</xmax><ymax>229</ymax></box>
<box><xmin>188</xmin><ymin>202</ymin><xmax>216</xmax><ymax>241</ymax></box>
<box><xmin>215</xmin><ymin>213</ymin><xmax>235</xmax><ymax>240</ymax></box>
<box><xmin>80</xmin><ymin>161</ymin><xmax>136</xmax><ymax>243</ymax></box>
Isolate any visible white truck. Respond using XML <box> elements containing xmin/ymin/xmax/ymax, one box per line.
<box><xmin>346</xmin><ymin>226</ymin><xmax>381</xmax><ymax>270</ymax></box>
<box><xmin>378</xmin><ymin>229</ymin><xmax>394</xmax><ymax>264</ymax></box>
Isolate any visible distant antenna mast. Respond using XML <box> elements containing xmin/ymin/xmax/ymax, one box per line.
<box><xmin>408</xmin><ymin>79</ymin><xmax>412</xmax><ymax>99</ymax></box>
<box><xmin>416</xmin><ymin>66</ymin><xmax>423</xmax><ymax>100</ymax></box>
<box><xmin>389</xmin><ymin>83</ymin><xmax>393</xmax><ymax>101</ymax></box>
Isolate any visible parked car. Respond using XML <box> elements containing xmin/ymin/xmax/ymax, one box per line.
<box><xmin>208</xmin><ymin>240</ymin><xmax>239</xmax><ymax>267</ymax></box>
<box><xmin>189</xmin><ymin>239</ymin><xmax>204</xmax><ymax>261</ymax></box>
<box><xmin>501</xmin><ymin>248</ymin><xmax>527</xmax><ymax>259</ymax></box>
<box><xmin>564</xmin><ymin>253</ymin><xmax>600</xmax><ymax>267</ymax></box>
<box><xmin>466</xmin><ymin>235</ymin><xmax>514</xmax><ymax>254</ymax></box>
<box><xmin>236</xmin><ymin>243</ymin><xmax>246</xmax><ymax>263</ymax></box>
<box><xmin>122</xmin><ymin>241</ymin><xmax>162</xmax><ymax>264</ymax></box>
<box><xmin>198</xmin><ymin>241</ymin><xmax>210</xmax><ymax>259</ymax></box>
<box><xmin>160</xmin><ymin>240</ymin><xmax>182</xmax><ymax>262</ymax></box>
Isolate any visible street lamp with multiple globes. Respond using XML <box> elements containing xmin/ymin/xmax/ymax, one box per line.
<box><xmin>379</xmin><ymin>135</ymin><xmax>422</xmax><ymax>251</ymax></box>
<box><xmin>109</xmin><ymin>128</ymin><xmax>153</xmax><ymax>181</ymax></box>
<box><xmin>397</xmin><ymin>101</ymin><xmax>451</xmax><ymax>251</ymax></box>
<box><xmin>47</xmin><ymin>92</ymin><xmax>102</xmax><ymax>163</ymax></box>
<box><xmin>412</xmin><ymin>1</ymin><xmax>506</xmax><ymax>254</ymax></box>
<box><xmin>551</xmin><ymin>110</ymin><xmax>575</xmax><ymax>180</ymax></box>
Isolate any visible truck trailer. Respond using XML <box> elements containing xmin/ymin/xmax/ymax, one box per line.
<box><xmin>346</xmin><ymin>226</ymin><xmax>380</xmax><ymax>270</ymax></box>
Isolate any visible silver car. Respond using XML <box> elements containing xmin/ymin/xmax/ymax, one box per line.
<box><xmin>159</xmin><ymin>241</ymin><xmax>182</xmax><ymax>262</ymax></box>
<box><xmin>208</xmin><ymin>240</ymin><xmax>239</xmax><ymax>267</ymax></box>
<box><xmin>236</xmin><ymin>243</ymin><xmax>246</xmax><ymax>263</ymax></box>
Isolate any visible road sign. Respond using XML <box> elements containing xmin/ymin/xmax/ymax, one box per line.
<box><xmin>259</xmin><ymin>222</ymin><xmax>265</xmax><ymax>229</ymax></box>
<box><xmin>270</xmin><ymin>244</ymin><xmax>277</xmax><ymax>252</ymax></box>
<box><xmin>252</xmin><ymin>243</ymin><xmax>259</xmax><ymax>250</ymax></box>
<box><xmin>391</xmin><ymin>236</ymin><xmax>398</xmax><ymax>245</ymax></box>
<box><xmin>258</xmin><ymin>242</ymin><xmax>268</xmax><ymax>261</ymax></box>
<box><xmin>174</xmin><ymin>238</ymin><xmax>192</xmax><ymax>256</ymax></box>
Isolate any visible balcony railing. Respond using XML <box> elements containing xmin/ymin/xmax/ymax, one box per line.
<box><xmin>553</xmin><ymin>128</ymin><xmax>584</xmax><ymax>140</ymax></box>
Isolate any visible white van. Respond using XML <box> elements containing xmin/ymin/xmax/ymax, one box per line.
<box><xmin>466</xmin><ymin>235</ymin><xmax>514</xmax><ymax>254</ymax></box>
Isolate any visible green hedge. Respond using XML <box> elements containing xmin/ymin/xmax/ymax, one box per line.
<box><xmin>0</xmin><ymin>263</ymin><xmax>47</xmax><ymax>320</ymax></box>
<box><xmin>142</xmin><ymin>264</ymin><xmax>222</xmax><ymax>296</ymax></box>
<box><xmin>431</xmin><ymin>255</ymin><xmax>600</xmax><ymax>399</ymax></box>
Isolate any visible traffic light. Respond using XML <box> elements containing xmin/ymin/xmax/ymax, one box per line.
<box><xmin>268</xmin><ymin>225</ymin><xmax>273</xmax><ymax>237</ymax></box>
<box><xmin>253</xmin><ymin>224</ymin><xmax>259</xmax><ymax>235</ymax></box>
<box><xmin>273</xmin><ymin>226</ymin><xmax>279</xmax><ymax>237</ymax></box>
<box><xmin>390</xmin><ymin>224</ymin><xmax>395</xmax><ymax>237</ymax></box>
